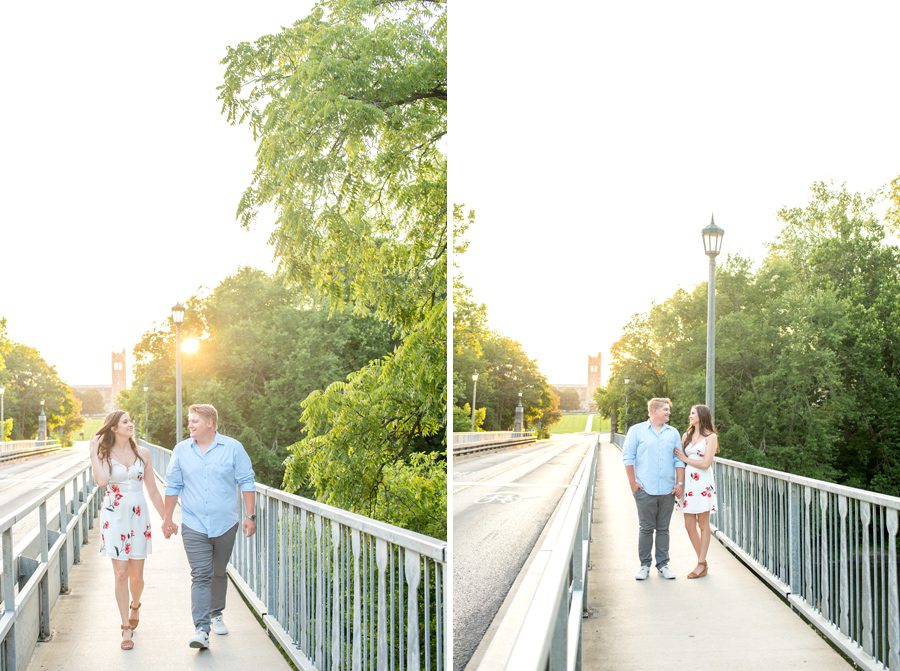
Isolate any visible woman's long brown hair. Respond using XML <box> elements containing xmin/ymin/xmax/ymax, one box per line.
<box><xmin>95</xmin><ymin>410</ymin><xmax>143</xmax><ymax>472</ymax></box>
<box><xmin>682</xmin><ymin>404</ymin><xmax>717</xmax><ymax>448</ymax></box>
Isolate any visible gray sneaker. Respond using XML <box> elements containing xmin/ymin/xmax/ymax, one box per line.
<box><xmin>658</xmin><ymin>565</ymin><xmax>676</xmax><ymax>580</ymax></box>
<box><xmin>634</xmin><ymin>565</ymin><xmax>650</xmax><ymax>580</ymax></box>
<box><xmin>211</xmin><ymin>615</ymin><xmax>228</xmax><ymax>635</ymax></box>
<box><xmin>188</xmin><ymin>629</ymin><xmax>209</xmax><ymax>649</ymax></box>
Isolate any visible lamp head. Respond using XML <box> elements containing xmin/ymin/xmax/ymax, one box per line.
<box><xmin>171</xmin><ymin>303</ymin><xmax>185</xmax><ymax>325</ymax></box>
<box><xmin>472</xmin><ymin>371</ymin><xmax>479</xmax><ymax>382</ymax></box>
<box><xmin>702</xmin><ymin>214</ymin><xmax>725</xmax><ymax>257</ymax></box>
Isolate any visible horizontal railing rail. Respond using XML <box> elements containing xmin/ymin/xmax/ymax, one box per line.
<box><xmin>0</xmin><ymin>461</ymin><xmax>101</xmax><ymax>671</ymax></box>
<box><xmin>0</xmin><ymin>442</ymin><xmax>61</xmax><ymax>463</ymax></box>
<box><xmin>142</xmin><ymin>440</ymin><xmax>448</xmax><ymax>671</ymax></box>
<box><xmin>612</xmin><ymin>430</ymin><xmax>899</xmax><ymax>670</ymax></box>
<box><xmin>498</xmin><ymin>437</ymin><xmax>599</xmax><ymax>670</ymax></box>
<box><xmin>452</xmin><ymin>431</ymin><xmax>535</xmax><ymax>445</ymax></box>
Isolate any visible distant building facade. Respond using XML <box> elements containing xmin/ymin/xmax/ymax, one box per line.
<box><xmin>71</xmin><ymin>350</ymin><xmax>128</xmax><ymax>415</ymax></box>
<box><xmin>552</xmin><ymin>352</ymin><xmax>602</xmax><ymax>412</ymax></box>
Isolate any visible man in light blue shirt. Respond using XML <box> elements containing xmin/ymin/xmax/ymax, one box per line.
<box><xmin>622</xmin><ymin>397</ymin><xmax>685</xmax><ymax>580</ymax></box>
<box><xmin>162</xmin><ymin>404</ymin><xmax>256</xmax><ymax>650</ymax></box>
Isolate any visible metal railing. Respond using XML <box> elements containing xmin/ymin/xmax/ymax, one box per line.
<box><xmin>0</xmin><ymin>442</ymin><xmax>61</xmax><ymax>463</ymax></box>
<box><xmin>0</xmin><ymin>463</ymin><xmax>101</xmax><ymax>671</ymax></box>
<box><xmin>496</xmin><ymin>437</ymin><xmax>599</xmax><ymax>670</ymax></box>
<box><xmin>452</xmin><ymin>432</ymin><xmax>536</xmax><ymax>456</ymax></box>
<box><xmin>714</xmin><ymin>457</ymin><xmax>900</xmax><ymax>671</ymax></box>
<box><xmin>142</xmin><ymin>440</ymin><xmax>448</xmax><ymax>671</ymax></box>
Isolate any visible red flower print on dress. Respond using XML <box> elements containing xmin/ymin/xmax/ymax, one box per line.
<box><xmin>124</xmin><ymin>543</ymin><xmax>131</xmax><ymax>555</ymax></box>
<box><xmin>120</xmin><ymin>534</ymin><xmax>126</xmax><ymax>541</ymax></box>
<box><xmin>691</xmin><ymin>473</ymin><xmax>700</xmax><ymax>481</ymax></box>
<box><xmin>687</xmin><ymin>491</ymin><xmax>694</xmax><ymax>496</ymax></box>
<box><xmin>114</xmin><ymin>501</ymin><xmax>120</xmax><ymax>507</ymax></box>
<box><xmin>144</xmin><ymin>530</ymin><xmax>152</xmax><ymax>539</ymax></box>
<box><xmin>133</xmin><ymin>505</ymin><xmax>142</xmax><ymax>517</ymax></box>
<box><xmin>103</xmin><ymin>521</ymin><xmax>109</xmax><ymax>529</ymax></box>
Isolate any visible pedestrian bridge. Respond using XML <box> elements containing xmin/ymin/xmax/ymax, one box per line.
<box><xmin>472</xmin><ymin>438</ymin><xmax>899</xmax><ymax>671</ymax></box>
<box><xmin>0</xmin><ymin>441</ymin><xmax>447</xmax><ymax>671</ymax></box>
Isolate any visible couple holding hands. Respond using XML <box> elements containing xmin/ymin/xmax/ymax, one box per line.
<box><xmin>623</xmin><ymin>397</ymin><xmax>718</xmax><ymax>581</ymax></box>
<box><xmin>88</xmin><ymin>404</ymin><xmax>257</xmax><ymax>651</ymax></box>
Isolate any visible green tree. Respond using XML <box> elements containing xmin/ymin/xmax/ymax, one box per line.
<box><xmin>556</xmin><ymin>387</ymin><xmax>582</xmax><ymax>412</ymax></box>
<box><xmin>219</xmin><ymin>0</ymin><xmax>447</xmax><ymax>537</ymax></box>
<box><xmin>74</xmin><ymin>388</ymin><xmax>105</xmax><ymax>415</ymax></box>
<box><xmin>0</xmin><ymin>338</ymin><xmax>82</xmax><ymax>443</ymax></box>
<box><xmin>123</xmin><ymin>268</ymin><xmax>395</xmax><ymax>489</ymax></box>
<box><xmin>599</xmin><ymin>180</ymin><xmax>900</xmax><ymax>495</ymax></box>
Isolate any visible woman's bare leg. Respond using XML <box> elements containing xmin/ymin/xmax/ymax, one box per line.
<box><xmin>112</xmin><ymin>560</ymin><xmax>132</xmax><ymax>641</ymax></box>
<box><xmin>127</xmin><ymin>559</ymin><xmax>145</xmax><ymax>622</ymax></box>
<box><xmin>698</xmin><ymin>511</ymin><xmax>712</xmax><ymax>564</ymax></box>
<box><xmin>683</xmin><ymin>513</ymin><xmax>701</xmax><ymax>559</ymax></box>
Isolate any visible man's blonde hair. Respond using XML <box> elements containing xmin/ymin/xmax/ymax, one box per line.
<box><xmin>647</xmin><ymin>397</ymin><xmax>671</xmax><ymax>414</ymax></box>
<box><xmin>188</xmin><ymin>404</ymin><xmax>218</xmax><ymax>428</ymax></box>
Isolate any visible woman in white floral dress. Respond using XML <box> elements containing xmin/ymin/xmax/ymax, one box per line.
<box><xmin>674</xmin><ymin>404</ymin><xmax>718</xmax><ymax>579</ymax></box>
<box><xmin>90</xmin><ymin>411</ymin><xmax>165</xmax><ymax>649</ymax></box>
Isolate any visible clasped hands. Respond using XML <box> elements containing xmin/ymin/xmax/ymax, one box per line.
<box><xmin>162</xmin><ymin>519</ymin><xmax>179</xmax><ymax>538</ymax></box>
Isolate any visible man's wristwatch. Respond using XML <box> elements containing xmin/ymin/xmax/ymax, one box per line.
<box><xmin>676</xmin><ymin>481</ymin><xmax>684</xmax><ymax>486</ymax></box>
<box><xmin>246</xmin><ymin>514</ymin><xmax>257</xmax><ymax>521</ymax></box>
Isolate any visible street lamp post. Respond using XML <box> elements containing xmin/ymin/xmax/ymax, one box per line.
<box><xmin>471</xmin><ymin>371</ymin><xmax>479</xmax><ymax>432</ymax></box>
<box><xmin>38</xmin><ymin>399</ymin><xmax>47</xmax><ymax>442</ymax></box>
<box><xmin>143</xmin><ymin>384</ymin><xmax>149</xmax><ymax>440</ymax></box>
<box><xmin>624</xmin><ymin>377</ymin><xmax>630</xmax><ymax>429</ymax></box>
<box><xmin>0</xmin><ymin>385</ymin><xmax>5</xmax><ymax>441</ymax></box>
<box><xmin>514</xmin><ymin>392</ymin><xmax>524</xmax><ymax>432</ymax></box>
<box><xmin>702</xmin><ymin>215</ymin><xmax>725</xmax><ymax>419</ymax></box>
<box><xmin>172</xmin><ymin>303</ymin><xmax>185</xmax><ymax>443</ymax></box>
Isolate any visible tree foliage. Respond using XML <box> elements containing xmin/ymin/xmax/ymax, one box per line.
<box><xmin>0</xmin><ymin>319</ymin><xmax>82</xmax><ymax>443</ymax></box>
<box><xmin>597</xmin><ymin>181</ymin><xmax>900</xmax><ymax>495</ymax></box>
<box><xmin>218</xmin><ymin>0</ymin><xmax>446</xmax><ymax>537</ymax></box>
<box><xmin>453</xmin><ymin>273</ymin><xmax>561</xmax><ymax>439</ymax></box>
<box><xmin>122</xmin><ymin>268</ymin><xmax>394</xmax><ymax>489</ymax></box>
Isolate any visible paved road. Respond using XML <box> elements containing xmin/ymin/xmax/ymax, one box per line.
<box><xmin>0</xmin><ymin>443</ymin><xmax>90</xmax><ymax>560</ymax></box>
<box><xmin>452</xmin><ymin>434</ymin><xmax>595</xmax><ymax>670</ymax></box>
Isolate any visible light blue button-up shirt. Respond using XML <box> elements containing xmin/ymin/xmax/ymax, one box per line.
<box><xmin>164</xmin><ymin>433</ymin><xmax>256</xmax><ymax>537</ymax></box>
<box><xmin>622</xmin><ymin>421</ymin><xmax>685</xmax><ymax>495</ymax></box>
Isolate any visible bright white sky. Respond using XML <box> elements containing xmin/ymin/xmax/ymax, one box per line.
<box><xmin>451</xmin><ymin>1</ymin><xmax>900</xmax><ymax>386</ymax></box>
<box><xmin>0</xmin><ymin>1</ymin><xmax>314</xmax><ymax>385</ymax></box>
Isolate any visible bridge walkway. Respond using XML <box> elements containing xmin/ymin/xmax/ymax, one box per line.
<box><xmin>25</xmin><ymin>493</ymin><xmax>291</xmax><ymax>671</ymax></box>
<box><xmin>581</xmin><ymin>441</ymin><xmax>852</xmax><ymax>670</ymax></box>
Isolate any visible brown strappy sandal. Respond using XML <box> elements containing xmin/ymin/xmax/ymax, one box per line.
<box><xmin>129</xmin><ymin>601</ymin><xmax>141</xmax><ymax>629</ymax></box>
<box><xmin>121</xmin><ymin>624</ymin><xmax>134</xmax><ymax>650</ymax></box>
<box><xmin>687</xmin><ymin>560</ymin><xmax>708</xmax><ymax>579</ymax></box>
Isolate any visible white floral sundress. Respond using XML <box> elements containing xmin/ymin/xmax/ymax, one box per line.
<box><xmin>681</xmin><ymin>436</ymin><xmax>717</xmax><ymax>514</ymax></box>
<box><xmin>99</xmin><ymin>457</ymin><xmax>152</xmax><ymax>560</ymax></box>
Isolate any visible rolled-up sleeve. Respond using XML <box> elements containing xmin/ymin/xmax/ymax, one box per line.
<box><xmin>671</xmin><ymin>431</ymin><xmax>687</xmax><ymax>468</ymax></box>
<box><xmin>164</xmin><ymin>448</ymin><xmax>184</xmax><ymax>496</ymax></box>
<box><xmin>622</xmin><ymin>426</ymin><xmax>637</xmax><ymax>466</ymax></box>
<box><xmin>234</xmin><ymin>443</ymin><xmax>256</xmax><ymax>492</ymax></box>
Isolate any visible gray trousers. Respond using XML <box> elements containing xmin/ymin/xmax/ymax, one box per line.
<box><xmin>182</xmin><ymin>523</ymin><xmax>239</xmax><ymax>632</ymax></box>
<box><xmin>633</xmin><ymin>490</ymin><xmax>675</xmax><ymax>568</ymax></box>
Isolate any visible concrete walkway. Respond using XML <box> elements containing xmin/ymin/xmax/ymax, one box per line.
<box><xmin>582</xmin><ymin>441</ymin><xmax>851</xmax><ymax>671</ymax></box>
<box><xmin>26</xmin><ymin>488</ymin><xmax>291</xmax><ymax>671</ymax></box>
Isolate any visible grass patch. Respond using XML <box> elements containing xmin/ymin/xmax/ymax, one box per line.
<box><xmin>77</xmin><ymin>417</ymin><xmax>103</xmax><ymax>440</ymax></box>
<box><xmin>592</xmin><ymin>416</ymin><xmax>610</xmax><ymax>432</ymax></box>
<box><xmin>548</xmin><ymin>414</ymin><xmax>611</xmax><ymax>434</ymax></box>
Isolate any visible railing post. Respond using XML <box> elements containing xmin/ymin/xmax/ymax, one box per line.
<box><xmin>38</xmin><ymin>503</ymin><xmax>51</xmax><ymax>641</ymax></box>
<box><xmin>58</xmin><ymin>489</ymin><xmax>69</xmax><ymax>593</ymax></box>
<box><xmin>837</xmin><ymin>496</ymin><xmax>849</xmax><ymax>636</ymax></box>
<box><xmin>376</xmin><ymin>538</ymin><xmax>388</xmax><ymax>671</ymax></box>
<box><xmin>2</xmin><ymin>526</ymin><xmax>17</xmax><ymax>671</ymax></box>
<box><xmin>405</xmin><ymin>550</ymin><xmax>421</xmax><ymax>671</ymax></box>
<box><xmin>860</xmin><ymin>502</ymin><xmax>873</xmax><ymax>656</ymax></box>
<box><xmin>886</xmin><ymin>509</ymin><xmax>899</xmax><ymax>670</ymax></box>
